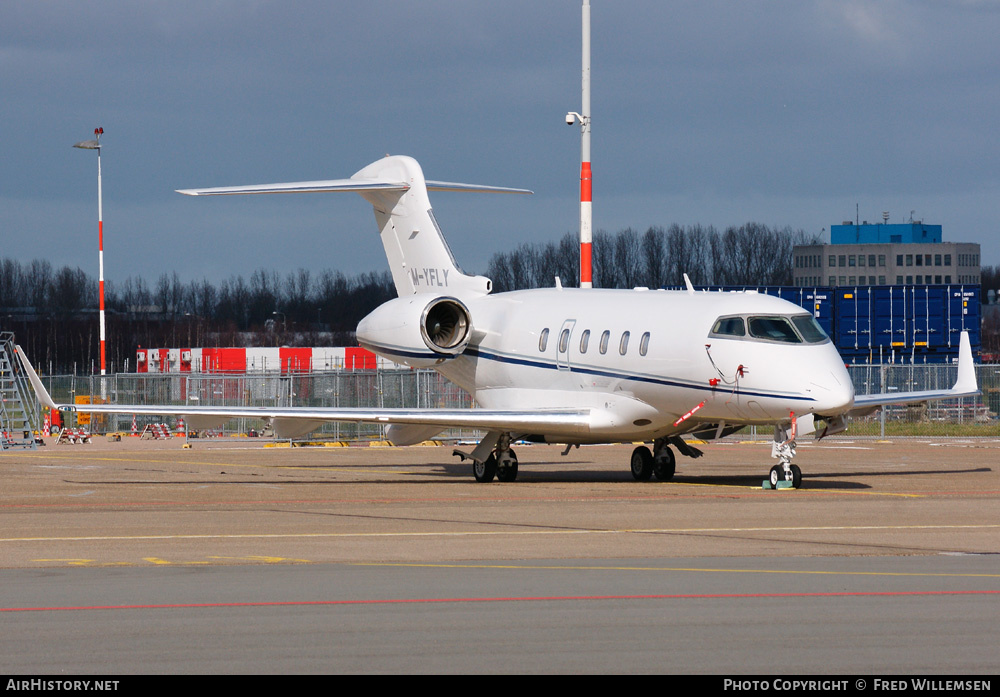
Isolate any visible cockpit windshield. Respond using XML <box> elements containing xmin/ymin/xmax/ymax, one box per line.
<box><xmin>711</xmin><ymin>316</ymin><xmax>745</xmax><ymax>337</ymax></box>
<box><xmin>748</xmin><ymin>316</ymin><xmax>800</xmax><ymax>343</ymax></box>
<box><xmin>790</xmin><ymin>314</ymin><xmax>829</xmax><ymax>343</ymax></box>
<box><xmin>710</xmin><ymin>314</ymin><xmax>829</xmax><ymax>345</ymax></box>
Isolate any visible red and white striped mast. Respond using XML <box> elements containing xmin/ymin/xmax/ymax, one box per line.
<box><xmin>567</xmin><ymin>0</ymin><xmax>592</xmax><ymax>288</ymax></box>
<box><xmin>73</xmin><ymin>127</ymin><xmax>107</xmax><ymax>383</ymax></box>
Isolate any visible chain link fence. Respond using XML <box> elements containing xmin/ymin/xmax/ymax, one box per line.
<box><xmin>40</xmin><ymin>363</ymin><xmax>1000</xmax><ymax>440</ymax></box>
<box><xmin>41</xmin><ymin>369</ymin><xmax>475</xmax><ymax>441</ymax></box>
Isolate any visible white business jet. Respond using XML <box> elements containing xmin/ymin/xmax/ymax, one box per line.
<box><xmin>16</xmin><ymin>155</ymin><xmax>980</xmax><ymax>486</ymax></box>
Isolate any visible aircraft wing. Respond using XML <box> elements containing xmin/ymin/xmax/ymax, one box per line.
<box><xmin>846</xmin><ymin>331</ymin><xmax>980</xmax><ymax>417</ymax></box>
<box><xmin>14</xmin><ymin>346</ymin><xmax>588</xmax><ymax>439</ymax></box>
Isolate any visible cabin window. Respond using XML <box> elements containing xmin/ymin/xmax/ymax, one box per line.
<box><xmin>639</xmin><ymin>332</ymin><xmax>650</xmax><ymax>356</ymax></box>
<box><xmin>579</xmin><ymin>329</ymin><xmax>590</xmax><ymax>353</ymax></box>
<box><xmin>711</xmin><ymin>316</ymin><xmax>745</xmax><ymax>337</ymax></box>
<box><xmin>558</xmin><ymin>328</ymin><xmax>570</xmax><ymax>353</ymax></box>
<box><xmin>538</xmin><ymin>328</ymin><xmax>549</xmax><ymax>352</ymax></box>
<box><xmin>747</xmin><ymin>316</ymin><xmax>801</xmax><ymax>343</ymax></box>
<box><xmin>619</xmin><ymin>331</ymin><xmax>630</xmax><ymax>355</ymax></box>
<box><xmin>599</xmin><ymin>330</ymin><xmax>610</xmax><ymax>355</ymax></box>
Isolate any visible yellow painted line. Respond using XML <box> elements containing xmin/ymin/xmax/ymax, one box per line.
<box><xmin>9</xmin><ymin>453</ymin><xmax>255</xmax><ymax>468</ymax></box>
<box><xmin>32</xmin><ymin>556</ymin><xmax>308</xmax><ymax>566</ymax></box>
<box><xmin>3</xmin><ymin>523</ymin><xmax>998</xmax><ymax>544</ymax></box>
<box><xmin>350</xmin><ymin>561</ymin><xmax>1000</xmax><ymax>580</ymax></box>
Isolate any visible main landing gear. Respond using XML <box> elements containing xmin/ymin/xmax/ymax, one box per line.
<box><xmin>630</xmin><ymin>437</ymin><xmax>688</xmax><ymax>481</ymax></box>
<box><xmin>456</xmin><ymin>431</ymin><xmax>519</xmax><ymax>483</ymax></box>
<box><xmin>473</xmin><ymin>447</ymin><xmax>519</xmax><ymax>483</ymax></box>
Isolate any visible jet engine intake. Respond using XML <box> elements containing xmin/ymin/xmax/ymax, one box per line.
<box><xmin>356</xmin><ymin>294</ymin><xmax>474</xmax><ymax>367</ymax></box>
<box><xmin>420</xmin><ymin>297</ymin><xmax>472</xmax><ymax>355</ymax></box>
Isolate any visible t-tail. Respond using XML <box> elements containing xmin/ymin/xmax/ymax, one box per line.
<box><xmin>177</xmin><ymin>155</ymin><xmax>531</xmax><ymax>297</ymax></box>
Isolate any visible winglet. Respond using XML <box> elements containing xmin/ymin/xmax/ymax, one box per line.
<box><xmin>952</xmin><ymin>330</ymin><xmax>978</xmax><ymax>395</ymax></box>
<box><xmin>13</xmin><ymin>346</ymin><xmax>60</xmax><ymax>410</ymax></box>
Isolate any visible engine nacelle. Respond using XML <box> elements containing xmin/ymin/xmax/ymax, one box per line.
<box><xmin>356</xmin><ymin>295</ymin><xmax>473</xmax><ymax>367</ymax></box>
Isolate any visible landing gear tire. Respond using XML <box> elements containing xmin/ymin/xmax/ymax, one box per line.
<box><xmin>496</xmin><ymin>449</ymin><xmax>519</xmax><ymax>482</ymax></box>
<box><xmin>789</xmin><ymin>464</ymin><xmax>802</xmax><ymax>489</ymax></box>
<box><xmin>474</xmin><ymin>454</ymin><xmax>498</xmax><ymax>483</ymax></box>
<box><xmin>653</xmin><ymin>448</ymin><xmax>675</xmax><ymax>481</ymax></box>
<box><xmin>769</xmin><ymin>465</ymin><xmax>783</xmax><ymax>488</ymax></box>
<box><xmin>631</xmin><ymin>446</ymin><xmax>653</xmax><ymax>481</ymax></box>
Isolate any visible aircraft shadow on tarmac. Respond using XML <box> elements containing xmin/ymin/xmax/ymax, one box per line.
<box><xmin>435</xmin><ymin>461</ymin><xmax>993</xmax><ymax>488</ymax></box>
<box><xmin>434</xmin><ymin>460</ymin><xmax>826</xmax><ymax>487</ymax></box>
<box><xmin>71</xmin><ymin>461</ymin><xmax>991</xmax><ymax>488</ymax></box>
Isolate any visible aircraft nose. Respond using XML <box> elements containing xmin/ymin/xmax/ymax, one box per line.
<box><xmin>810</xmin><ymin>365</ymin><xmax>855</xmax><ymax>415</ymax></box>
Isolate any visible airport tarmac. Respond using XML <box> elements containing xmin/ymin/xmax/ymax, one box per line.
<box><xmin>1</xmin><ymin>436</ymin><xmax>998</xmax><ymax>674</ymax></box>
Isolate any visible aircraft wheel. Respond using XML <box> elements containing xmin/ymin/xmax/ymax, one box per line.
<box><xmin>790</xmin><ymin>464</ymin><xmax>802</xmax><ymax>488</ymax></box>
<box><xmin>769</xmin><ymin>465</ymin><xmax>783</xmax><ymax>488</ymax></box>
<box><xmin>474</xmin><ymin>454</ymin><xmax>497</xmax><ymax>483</ymax></box>
<box><xmin>630</xmin><ymin>446</ymin><xmax>653</xmax><ymax>481</ymax></box>
<box><xmin>496</xmin><ymin>449</ymin><xmax>519</xmax><ymax>482</ymax></box>
<box><xmin>653</xmin><ymin>448</ymin><xmax>675</xmax><ymax>481</ymax></box>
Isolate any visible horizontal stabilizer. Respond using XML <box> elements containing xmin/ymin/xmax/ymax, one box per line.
<box><xmin>426</xmin><ymin>181</ymin><xmax>532</xmax><ymax>195</ymax></box>
<box><xmin>176</xmin><ymin>155</ymin><xmax>530</xmax><ymax>297</ymax></box>
<box><xmin>176</xmin><ymin>178</ymin><xmax>409</xmax><ymax>196</ymax></box>
<box><xmin>177</xmin><ymin>179</ymin><xmax>531</xmax><ymax>197</ymax></box>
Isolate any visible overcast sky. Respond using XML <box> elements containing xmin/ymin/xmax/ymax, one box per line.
<box><xmin>3</xmin><ymin>0</ymin><xmax>998</xmax><ymax>287</ymax></box>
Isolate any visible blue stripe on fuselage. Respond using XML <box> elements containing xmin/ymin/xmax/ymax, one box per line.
<box><xmin>362</xmin><ymin>341</ymin><xmax>816</xmax><ymax>404</ymax></box>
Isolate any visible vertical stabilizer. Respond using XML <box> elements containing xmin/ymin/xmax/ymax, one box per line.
<box><xmin>351</xmin><ymin>156</ymin><xmax>491</xmax><ymax>297</ymax></box>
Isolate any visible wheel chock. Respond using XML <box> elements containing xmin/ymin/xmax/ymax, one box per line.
<box><xmin>762</xmin><ymin>479</ymin><xmax>794</xmax><ymax>490</ymax></box>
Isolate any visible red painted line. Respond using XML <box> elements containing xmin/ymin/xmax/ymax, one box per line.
<box><xmin>3</xmin><ymin>590</ymin><xmax>998</xmax><ymax>613</ymax></box>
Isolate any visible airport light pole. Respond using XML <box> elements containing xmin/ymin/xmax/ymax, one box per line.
<box><xmin>566</xmin><ymin>0</ymin><xmax>592</xmax><ymax>288</ymax></box>
<box><xmin>73</xmin><ymin>128</ymin><xmax>107</xmax><ymax>388</ymax></box>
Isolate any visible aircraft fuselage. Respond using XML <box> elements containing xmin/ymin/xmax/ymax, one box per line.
<box><xmin>357</xmin><ymin>286</ymin><xmax>855</xmax><ymax>444</ymax></box>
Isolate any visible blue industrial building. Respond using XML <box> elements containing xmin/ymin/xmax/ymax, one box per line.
<box><xmin>793</xmin><ymin>220</ymin><xmax>980</xmax><ymax>288</ymax></box>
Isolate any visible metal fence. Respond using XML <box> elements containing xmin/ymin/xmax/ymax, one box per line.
<box><xmin>845</xmin><ymin>362</ymin><xmax>1000</xmax><ymax>437</ymax></box>
<box><xmin>43</xmin><ymin>369</ymin><xmax>475</xmax><ymax>440</ymax></box>
<box><xmin>42</xmin><ymin>363</ymin><xmax>1000</xmax><ymax>440</ymax></box>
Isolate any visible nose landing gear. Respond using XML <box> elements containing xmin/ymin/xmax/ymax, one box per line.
<box><xmin>767</xmin><ymin>418</ymin><xmax>802</xmax><ymax>489</ymax></box>
<box><xmin>768</xmin><ymin>463</ymin><xmax>802</xmax><ymax>489</ymax></box>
